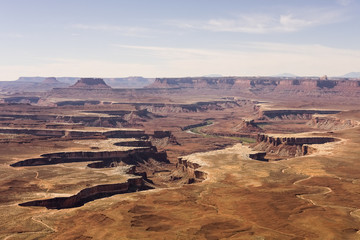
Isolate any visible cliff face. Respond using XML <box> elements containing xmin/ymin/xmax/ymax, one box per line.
<box><xmin>19</xmin><ymin>178</ymin><xmax>149</xmax><ymax>209</ymax></box>
<box><xmin>252</xmin><ymin>134</ymin><xmax>336</xmax><ymax>159</ymax></box>
<box><xmin>0</xmin><ymin>128</ymin><xmax>146</xmax><ymax>139</ymax></box>
<box><xmin>176</xmin><ymin>157</ymin><xmax>207</xmax><ymax>183</ymax></box>
<box><xmin>10</xmin><ymin>146</ymin><xmax>168</xmax><ymax>167</ymax></box>
<box><xmin>134</xmin><ymin>101</ymin><xmax>242</xmax><ymax>114</ymax></box>
<box><xmin>0</xmin><ymin>109</ymin><xmax>154</xmax><ymax>127</ymax></box>
<box><xmin>148</xmin><ymin>77</ymin><xmax>360</xmax><ymax>96</ymax></box>
<box><xmin>308</xmin><ymin>116</ymin><xmax>360</xmax><ymax>130</ymax></box>
<box><xmin>256</xmin><ymin>134</ymin><xmax>335</xmax><ymax>146</ymax></box>
<box><xmin>149</xmin><ymin>77</ymin><xmax>244</xmax><ymax>89</ymax></box>
<box><xmin>258</xmin><ymin>110</ymin><xmax>340</xmax><ymax>120</ymax></box>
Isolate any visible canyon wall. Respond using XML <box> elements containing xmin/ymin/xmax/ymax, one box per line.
<box><xmin>308</xmin><ymin>116</ymin><xmax>360</xmax><ymax>130</ymax></box>
<box><xmin>258</xmin><ymin>110</ymin><xmax>340</xmax><ymax>120</ymax></box>
<box><xmin>253</xmin><ymin>134</ymin><xmax>336</xmax><ymax>158</ymax></box>
<box><xmin>0</xmin><ymin>128</ymin><xmax>146</xmax><ymax>139</ymax></box>
<box><xmin>149</xmin><ymin>77</ymin><xmax>360</xmax><ymax>91</ymax></box>
<box><xmin>10</xmin><ymin>146</ymin><xmax>168</xmax><ymax>167</ymax></box>
<box><xmin>19</xmin><ymin>177</ymin><xmax>149</xmax><ymax>209</ymax></box>
<box><xmin>148</xmin><ymin>77</ymin><xmax>360</xmax><ymax>99</ymax></box>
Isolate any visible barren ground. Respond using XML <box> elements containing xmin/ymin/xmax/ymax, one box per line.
<box><xmin>1</xmin><ymin>80</ymin><xmax>360</xmax><ymax>239</ymax></box>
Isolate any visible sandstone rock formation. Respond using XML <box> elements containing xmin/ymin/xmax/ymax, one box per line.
<box><xmin>70</xmin><ymin>78</ymin><xmax>112</xmax><ymax>89</ymax></box>
<box><xmin>149</xmin><ymin>77</ymin><xmax>360</xmax><ymax>92</ymax></box>
<box><xmin>258</xmin><ymin>109</ymin><xmax>340</xmax><ymax>120</ymax></box>
<box><xmin>308</xmin><ymin>115</ymin><xmax>360</xmax><ymax>130</ymax></box>
<box><xmin>19</xmin><ymin>177</ymin><xmax>150</xmax><ymax>209</ymax></box>
<box><xmin>10</xmin><ymin>146</ymin><xmax>168</xmax><ymax>167</ymax></box>
<box><xmin>0</xmin><ymin>128</ymin><xmax>147</xmax><ymax>139</ymax></box>
<box><xmin>252</xmin><ymin>134</ymin><xmax>336</xmax><ymax>159</ymax></box>
<box><xmin>232</xmin><ymin>119</ymin><xmax>262</xmax><ymax>133</ymax></box>
<box><xmin>176</xmin><ymin>157</ymin><xmax>207</xmax><ymax>183</ymax></box>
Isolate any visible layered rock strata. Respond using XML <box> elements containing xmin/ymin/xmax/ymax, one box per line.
<box><xmin>0</xmin><ymin>128</ymin><xmax>146</xmax><ymax>139</ymax></box>
<box><xmin>149</xmin><ymin>77</ymin><xmax>360</xmax><ymax>92</ymax></box>
<box><xmin>10</xmin><ymin>146</ymin><xmax>168</xmax><ymax>167</ymax></box>
<box><xmin>19</xmin><ymin>177</ymin><xmax>150</xmax><ymax>209</ymax></box>
<box><xmin>252</xmin><ymin>134</ymin><xmax>336</xmax><ymax>159</ymax></box>
<box><xmin>308</xmin><ymin>115</ymin><xmax>360</xmax><ymax>130</ymax></box>
<box><xmin>258</xmin><ymin>110</ymin><xmax>340</xmax><ymax>120</ymax></box>
<box><xmin>176</xmin><ymin>157</ymin><xmax>208</xmax><ymax>184</ymax></box>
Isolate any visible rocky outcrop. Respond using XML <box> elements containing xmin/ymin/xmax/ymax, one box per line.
<box><xmin>149</xmin><ymin>131</ymin><xmax>180</xmax><ymax>147</ymax></box>
<box><xmin>252</xmin><ymin>134</ymin><xmax>336</xmax><ymax>158</ymax></box>
<box><xmin>0</xmin><ymin>128</ymin><xmax>146</xmax><ymax>139</ymax></box>
<box><xmin>232</xmin><ymin>119</ymin><xmax>262</xmax><ymax>133</ymax></box>
<box><xmin>114</xmin><ymin>140</ymin><xmax>152</xmax><ymax>147</ymax></box>
<box><xmin>256</xmin><ymin>134</ymin><xmax>335</xmax><ymax>146</ymax></box>
<box><xmin>148</xmin><ymin>77</ymin><xmax>360</xmax><ymax>99</ymax></box>
<box><xmin>134</xmin><ymin>101</ymin><xmax>246</xmax><ymax>114</ymax></box>
<box><xmin>56</xmin><ymin>100</ymin><xmax>101</xmax><ymax>106</ymax></box>
<box><xmin>248</xmin><ymin>152</ymin><xmax>267</xmax><ymax>161</ymax></box>
<box><xmin>176</xmin><ymin>157</ymin><xmax>207</xmax><ymax>183</ymax></box>
<box><xmin>258</xmin><ymin>109</ymin><xmax>340</xmax><ymax>120</ymax></box>
<box><xmin>0</xmin><ymin>77</ymin><xmax>68</xmax><ymax>93</ymax></box>
<box><xmin>70</xmin><ymin>78</ymin><xmax>112</xmax><ymax>89</ymax></box>
<box><xmin>194</xmin><ymin>119</ymin><xmax>261</xmax><ymax>139</ymax></box>
<box><xmin>181</xmin><ymin>121</ymin><xmax>211</xmax><ymax>131</ymax></box>
<box><xmin>10</xmin><ymin>146</ymin><xmax>169</xmax><ymax>167</ymax></box>
<box><xmin>2</xmin><ymin>97</ymin><xmax>40</xmax><ymax>104</ymax></box>
<box><xmin>149</xmin><ymin>77</ymin><xmax>360</xmax><ymax>91</ymax></box>
<box><xmin>19</xmin><ymin>177</ymin><xmax>150</xmax><ymax>209</ymax></box>
<box><xmin>308</xmin><ymin>116</ymin><xmax>360</xmax><ymax>130</ymax></box>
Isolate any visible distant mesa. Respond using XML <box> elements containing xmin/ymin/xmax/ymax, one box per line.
<box><xmin>341</xmin><ymin>72</ymin><xmax>360</xmax><ymax>79</ymax></box>
<box><xmin>70</xmin><ymin>78</ymin><xmax>112</xmax><ymax>89</ymax></box>
<box><xmin>42</xmin><ymin>77</ymin><xmax>61</xmax><ymax>84</ymax></box>
<box><xmin>273</xmin><ymin>73</ymin><xmax>298</xmax><ymax>78</ymax></box>
<box><xmin>202</xmin><ymin>74</ymin><xmax>223</xmax><ymax>78</ymax></box>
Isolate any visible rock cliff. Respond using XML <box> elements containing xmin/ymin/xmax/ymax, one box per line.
<box><xmin>307</xmin><ymin>115</ymin><xmax>360</xmax><ymax>130</ymax></box>
<box><xmin>148</xmin><ymin>77</ymin><xmax>360</xmax><ymax>98</ymax></box>
<box><xmin>252</xmin><ymin>134</ymin><xmax>336</xmax><ymax>159</ymax></box>
<box><xmin>176</xmin><ymin>157</ymin><xmax>207</xmax><ymax>183</ymax></box>
<box><xmin>10</xmin><ymin>146</ymin><xmax>168</xmax><ymax>167</ymax></box>
<box><xmin>149</xmin><ymin>77</ymin><xmax>360</xmax><ymax>90</ymax></box>
<box><xmin>19</xmin><ymin>177</ymin><xmax>150</xmax><ymax>209</ymax></box>
<box><xmin>258</xmin><ymin>109</ymin><xmax>340</xmax><ymax>120</ymax></box>
<box><xmin>0</xmin><ymin>128</ymin><xmax>146</xmax><ymax>139</ymax></box>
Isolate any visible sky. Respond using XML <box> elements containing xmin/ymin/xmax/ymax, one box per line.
<box><xmin>0</xmin><ymin>0</ymin><xmax>359</xmax><ymax>81</ymax></box>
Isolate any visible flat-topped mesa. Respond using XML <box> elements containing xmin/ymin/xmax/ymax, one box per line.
<box><xmin>19</xmin><ymin>177</ymin><xmax>149</xmax><ymax>209</ymax></box>
<box><xmin>253</xmin><ymin>134</ymin><xmax>336</xmax><ymax>159</ymax></box>
<box><xmin>70</xmin><ymin>78</ymin><xmax>112</xmax><ymax>89</ymax></box>
<box><xmin>148</xmin><ymin>77</ymin><xmax>360</xmax><ymax>96</ymax></box>
<box><xmin>308</xmin><ymin>115</ymin><xmax>360</xmax><ymax>130</ymax></box>
<box><xmin>42</xmin><ymin>77</ymin><xmax>61</xmax><ymax>84</ymax></box>
<box><xmin>10</xmin><ymin>146</ymin><xmax>169</xmax><ymax>167</ymax></box>
<box><xmin>0</xmin><ymin>128</ymin><xmax>146</xmax><ymax>139</ymax></box>
<box><xmin>256</xmin><ymin>134</ymin><xmax>335</xmax><ymax>146</ymax></box>
<box><xmin>258</xmin><ymin>109</ymin><xmax>340</xmax><ymax>120</ymax></box>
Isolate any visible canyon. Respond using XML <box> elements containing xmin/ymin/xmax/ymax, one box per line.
<box><xmin>1</xmin><ymin>76</ymin><xmax>360</xmax><ymax>239</ymax></box>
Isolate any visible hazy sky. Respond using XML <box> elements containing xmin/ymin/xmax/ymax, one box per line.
<box><xmin>0</xmin><ymin>0</ymin><xmax>359</xmax><ymax>80</ymax></box>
